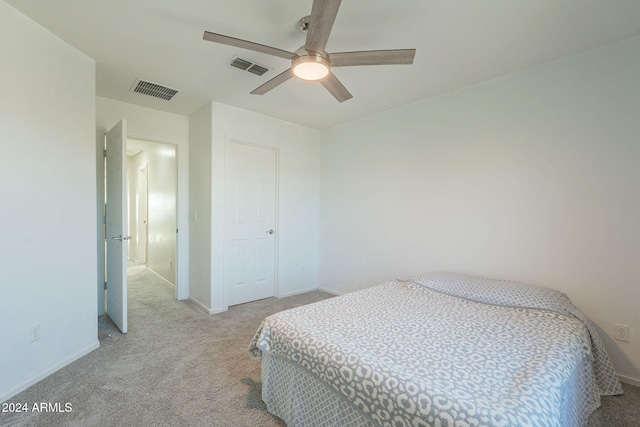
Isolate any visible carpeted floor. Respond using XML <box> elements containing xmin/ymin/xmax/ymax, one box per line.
<box><xmin>1</xmin><ymin>265</ymin><xmax>639</xmax><ymax>426</ymax></box>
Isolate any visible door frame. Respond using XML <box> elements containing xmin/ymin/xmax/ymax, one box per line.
<box><xmin>136</xmin><ymin>163</ymin><xmax>148</xmax><ymax>264</ymax></box>
<box><xmin>222</xmin><ymin>138</ymin><xmax>279</xmax><ymax>310</ymax></box>
<box><xmin>127</xmin><ymin>135</ymin><xmax>184</xmax><ymax>300</ymax></box>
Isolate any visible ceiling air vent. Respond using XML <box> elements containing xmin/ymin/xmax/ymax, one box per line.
<box><xmin>130</xmin><ymin>79</ymin><xmax>178</xmax><ymax>101</ymax></box>
<box><xmin>230</xmin><ymin>57</ymin><xmax>252</xmax><ymax>70</ymax></box>
<box><xmin>247</xmin><ymin>64</ymin><xmax>269</xmax><ymax>76</ymax></box>
<box><xmin>230</xmin><ymin>57</ymin><xmax>270</xmax><ymax>77</ymax></box>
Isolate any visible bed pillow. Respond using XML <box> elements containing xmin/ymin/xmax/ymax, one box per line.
<box><xmin>402</xmin><ymin>271</ymin><xmax>575</xmax><ymax>316</ymax></box>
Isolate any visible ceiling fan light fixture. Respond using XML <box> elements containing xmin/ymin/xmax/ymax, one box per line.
<box><xmin>292</xmin><ymin>53</ymin><xmax>330</xmax><ymax>81</ymax></box>
<box><xmin>203</xmin><ymin>0</ymin><xmax>415</xmax><ymax>101</ymax></box>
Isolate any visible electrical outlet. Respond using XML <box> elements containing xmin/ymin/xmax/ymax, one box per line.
<box><xmin>614</xmin><ymin>324</ymin><xmax>630</xmax><ymax>343</ymax></box>
<box><xmin>30</xmin><ymin>323</ymin><xmax>41</xmax><ymax>343</ymax></box>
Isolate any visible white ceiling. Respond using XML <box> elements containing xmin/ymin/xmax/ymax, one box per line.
<box><xmin>6</xmin><ymin>0</ymin><xmax>640</xmax><ymax>129</ymax></box>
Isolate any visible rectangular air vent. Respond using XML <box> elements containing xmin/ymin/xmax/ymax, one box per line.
<box><xmin>230</xmin><ymin>57</ymin><xmax>252</xmax><ymax>70</ymax></box>
<box><xmin>230</xmin><ymin>57</ymin><xmax>270</xmax><ymax>77</ymax></box>
<box><xmin>247</xmin><ymin>64</ymin><xmax>269</xmax><ymax>76</ymax></box>
<box><xmin>130</xmin><ymin>79</ymin><xmax>178</xmax><ymax>101</ymax></box>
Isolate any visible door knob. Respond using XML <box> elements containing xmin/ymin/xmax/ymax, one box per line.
<box><xmin>266</xmin><ymin>229</ymin><xmax>274</xmax><ymax>235</ymax></box>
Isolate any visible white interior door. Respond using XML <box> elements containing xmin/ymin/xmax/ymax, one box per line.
<box><xmin>106</xmin><ymin>120</ymin><xmax>128</xmax><ymax>333</ymax></box>
<box><xmin>226</xmin><ymin>142</ymin><xmax>277</xmax><ymax>306</ymax></box>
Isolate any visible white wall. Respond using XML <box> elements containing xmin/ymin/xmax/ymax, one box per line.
<box><xmin>129</xmin><ymin>142</ymin><xmax>177</xmax><ymax>284</ymax></box>
<box><xmin>0</xmin><ymin>2</ymin><xmax>98</xmax><ymax>401</ymax></box>
<box><xmin>189</xmin><ymin>102</ymin><xmax>321</xmax><ymax>313</ymax></box>
<box><xmin>188</xmin><ymin>103</ymin><xmax>213</xmax><ymax>311</ymax></box>
<box><xmin>320</xmin><ymin>37</ymin><xmax>640</xmax><ymax>383</ymax></box>
<box><xmin>96</xmin><ymin>97</ymin><xmax>190</xmax><ymax>303</ymax></box>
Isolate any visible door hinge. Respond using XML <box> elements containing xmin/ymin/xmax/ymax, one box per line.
<box><xmin>103</xmin><ymin>148</ymin><xmax>107</xmax><ymax>157</ymax></box>
<box><xmin>104</xmin><ymin>281</ymin><xmax>107</xmax><ymax>290</ymax></box>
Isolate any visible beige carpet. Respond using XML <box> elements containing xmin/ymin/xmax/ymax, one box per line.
<box><xmin>1</xmin><ymin>265</ymin><xmax>638</xmax><ymax>426</ymax></box>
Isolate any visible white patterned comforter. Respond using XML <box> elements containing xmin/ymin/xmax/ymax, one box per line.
<box><xmin>249</xmin><ymin>272</ymin><xmax>622</xmax><ymax>427</ymax></box>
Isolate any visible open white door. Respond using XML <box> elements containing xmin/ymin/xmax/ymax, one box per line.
<box><xmin>105</xmin><ymin>120</ymin><xmax>128</xmax><ymax>333</ymax></box>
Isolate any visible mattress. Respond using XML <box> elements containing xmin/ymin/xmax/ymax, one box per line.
<box><xmin>249</xmin><ymin>272</ymin><xmax>622</xmax><ymax>426</ymax></box>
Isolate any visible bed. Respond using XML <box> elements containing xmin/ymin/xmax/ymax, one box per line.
<box><xmin>249</xmin><ymin>272</ymin><xmax>622</xmax><ymax>427</ymax></box>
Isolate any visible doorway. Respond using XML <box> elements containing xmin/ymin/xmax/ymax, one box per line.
<box><xmin>98</xmin><ymin>123</ymin><xmax>187</xmax><ymax>331</ymax></box>
<box><xmin>127</xmin><ymin>138</ymin><xmax>177</xmax><ymax>287</ymax></box>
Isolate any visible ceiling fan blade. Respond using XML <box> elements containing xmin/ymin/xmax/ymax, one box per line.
<box><xmin>320</xmin><ymin>72</ymin><xmax>352</xmax><ymax>102</ymax></box>
<box><xmin>250</xmin><ymin>68</ymin><xmax>295</xmax><ymax>95</ymax></box>
<box><xmin>330</xmin><ymin>49</ymin><xmax>416</xmax><ymax>67</ymax></box>
<box><xmin>203</xmin><ymin>31</ymin><xmax>294</xmax><ymax>60</ymax></box>
<box><xmin>305</xmin><ymin>0</ymin><xmax>342</xmax><ymax>53</ymax></box>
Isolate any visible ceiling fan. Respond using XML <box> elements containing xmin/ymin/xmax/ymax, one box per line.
<box><xmin>203</xmin><ymin>0</ymin><xmax>416</xmax><ymax>102</ymax></box>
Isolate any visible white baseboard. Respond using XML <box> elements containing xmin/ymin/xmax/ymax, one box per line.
<box><xmin>188</xmin><ymin>297</ymin><xmax>227</xmax><ymax>315</ymax></box>
<box><xmin>147</xmin><ymin>268</ymin><xmax>175</xmax><ymax>288</ymax></box>
<box><xmin>318</xmin><ymin>286</ymin><xmax>343</xmax><ymax>296</ymax></box>
<box><xmin>189</xmin><ymin>297</ymin><xmax>212</xmax><ymax>314</ymax></box>
<box><xmin>618</xmin><ymin>374</ymin><xmax>640</xmax><ymax>387</ymax></box>
<box><xmin>278</xmin><ymin>287</ymin><xmax>320</xmax><ymax>298</ymax></box>
<box><xmin>0</xmin><ymin>341</ymin><xmax>100</xmax><ymax>403</ymax></box>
